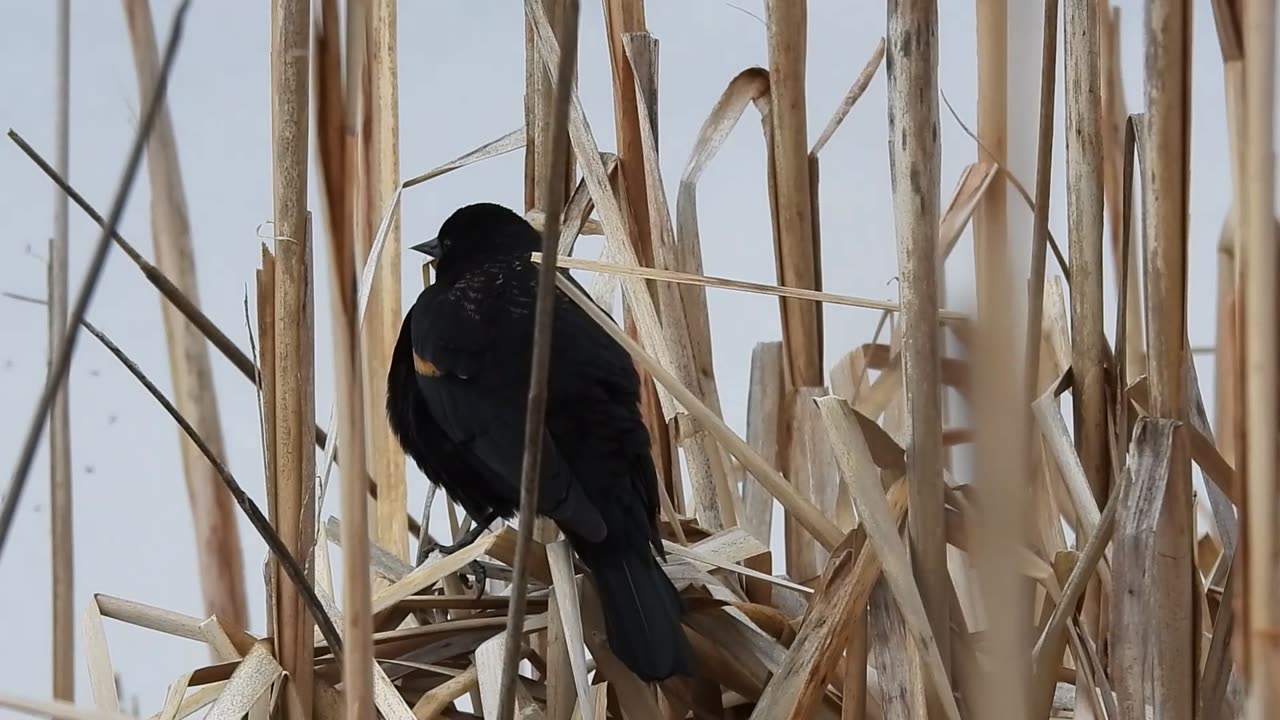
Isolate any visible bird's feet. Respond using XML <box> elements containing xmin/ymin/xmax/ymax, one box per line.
<box><xmin>463</xmin><ymin>560</ymin><xmax>487</xmax><ymax>600</ymax></box>
<box><xmin>418</xmin><ymin>513</ymin><xmax>499</xmax><ymax>599</ymax></box>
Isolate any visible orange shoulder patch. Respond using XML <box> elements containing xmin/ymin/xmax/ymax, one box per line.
<box><xmin>413</xmin><ymin>352</ymin><xmax>443</xmax><ymax>377</ymax></box>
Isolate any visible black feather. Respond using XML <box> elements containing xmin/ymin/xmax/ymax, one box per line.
<box><xmin>386</xmin><ymin>202</ymin><xmax>695</xmax><ymax>681</ymax></box>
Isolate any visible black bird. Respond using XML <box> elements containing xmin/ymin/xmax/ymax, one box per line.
<box><xmin>386</xmin><ymin>202</ymin><xmax>695</xmax><ymax>682</ymax></box>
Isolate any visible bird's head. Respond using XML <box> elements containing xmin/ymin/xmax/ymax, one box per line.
<box><xmin>411</xmin><ymin>203</ymin><xmax>540</xmax><ymax>279</ymax></box>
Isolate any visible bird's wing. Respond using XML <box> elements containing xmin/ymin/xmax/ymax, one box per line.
<box><xmin>386</xmin><ymin>312</ymin><xmax>497</xmax><ymax>524</ymax></box>
<box><xmin>545</xmin><ymin>271</ymin><xmax>643</xmax><ymax>401</ymax></box>
<box><xmin>410</xmin><ymin>266</ymin><xmax>608</xmax><ymax>542</ymax></box>
<box><xmin>543</xmin><ymin>273</ymin><xmax>661</xmax><ymax>526</ymax></box>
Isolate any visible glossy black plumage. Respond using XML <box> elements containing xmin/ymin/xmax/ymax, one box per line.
<box><xmin>386</xmin><ymin>202</ymin><xmax>694</xmax><ymax>682</ymax></box>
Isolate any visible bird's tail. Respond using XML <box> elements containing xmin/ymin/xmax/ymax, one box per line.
<box><xmin>582</xmin><ymin>548</ymin><xmax>695</xmax><ymax>682</ymax></box>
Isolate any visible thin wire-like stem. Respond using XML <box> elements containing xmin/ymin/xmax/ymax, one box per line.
<box><xmin>83</xmin><ymin>320</ymin><xmax>345</xmax><ymax>660</ymax></box>
<box><xmin>0</xmin><ymin>0</ymin><xmax>192</xmax><ymax>559</ymax></box>
<box><xmin>939</xmin><ymin>90</ymin><xmax>1071</xmax><ymax>281</ymax></box>
<box><xmin>496</xmin><ymin>1</ymin><xmax>579</xmax><ymax>717</ymax></box>
<box><xmin>125</xmin><ymin>0</ymin><xmax>249</xmax><ymax>642</ymax></box>
<box><xmin>1022</xmin><ymin>0</ymin><xmax>1059</xmax><ymax>469</ymax></box>
<box><xmin>48</xmin><ymin>0</ymin><xmax>74</xmax><ymax>701</ymax></box>
<box><xmin>3</xmin><ymin>292</ymin><xmax>346</xmax><ymax>661</ymax></box>
<box><xmin>7</xmin><ymin>131</ymin><xmax>265</xmax><ymax>398</ymax></box>
<box><xmin>4</xmin><ymin>132</ymin><xmax>437</xmax><ymax>542</ymax></box>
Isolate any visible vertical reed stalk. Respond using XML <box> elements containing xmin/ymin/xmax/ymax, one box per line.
<box><xmin>885</xmin><ymin>0</ymin><xmax>948</xmax><ymax>679</ymax></box>
<box><xmin>361</xmin><ymin>0</ymin><xmax>406</xmax><ymax>568</ymax></box>
<box><xmin>124</xmin><ymin>0</ymin><xmax>248</xmax><ymax>640</ymax></box>
<box><xmin>764</xmin><ymin>0</ymin><xmax>822</xmax><ymax>390</ymax></box>
<box><xmin>1241</xmin><ymin>0</ymin><xmax>1277</xmax><ymax>712</ymax></box>
<box><xmin>1143</xmin><ymin>0</ymin><xmax>1195</xmax><ymax>715</ymax></box>
<box><xmin>269</xmin><ymin>0</ymin><xmax>315</xmax><ymax>714</ymax></box>
<box><xmin>972</xmin><ymin>0</ymin><xmax>1031</xmax><ymax>712</ymax></box>
<box><xmin>1064</xmin><ymin>0</ymin><xmax>1109</xmax><ymax>504</ymax></box>
<box><xmin>49</xmin><ymin>0</ymin><xmax>74</xmax><ymax>701</ymax></box>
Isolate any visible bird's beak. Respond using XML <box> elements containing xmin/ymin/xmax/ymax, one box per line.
<box><xmin>410</xmin><ymin>236</ymin><xmax>442</xmax><ymax>260</ymax></box>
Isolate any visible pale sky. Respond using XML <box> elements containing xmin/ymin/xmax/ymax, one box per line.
<box><xmin>0</xmin><ymin>0</ymin><xmax>1255</xmax><ymax>713</ymax></box>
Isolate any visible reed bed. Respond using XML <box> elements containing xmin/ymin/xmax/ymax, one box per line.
<box><xmin>1</xmin><ymin>1</ymin><xmax>1271</xmax><ymax>719</ymax></box>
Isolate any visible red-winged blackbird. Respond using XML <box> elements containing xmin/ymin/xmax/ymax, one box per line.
<box><xmin>386</xmin><ymin>202</ymin><xmax>694</xmax><ymax>682</ymax></box>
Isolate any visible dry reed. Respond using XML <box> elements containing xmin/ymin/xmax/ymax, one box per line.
<box><xmin>1140</xmin><ymin>2</ymin><xmax>1194</xmax><ymax>716</ymax></box>
<box><xmin>124</xmin><ymin>0</ymin><xmax>248</xmax><ymax>642</ymax></box>
<box><xmin>0</xmin><ymin>0</ymin><xmax>192</xmax><ymax>556</ymax></box>
<box><xmin>269</xmin><ymin>0</ymin><xmax>318</xmax><ymax>715</ymax></box>
<box><xmin>5</xmin><ymin>2</ymin><xmax>1274</xmax><ymax>720</ymax></box>
<box><xmin>48</xmin><ymin>0</ymin><xmax>74</xmax><ymax>703</ymax></box>
<box><xmin>1240</xmin><ymin>0</ymin><xmax>1277</xmax><ymax>714</ymax></box>
<box><xmin>363</xmin><ymin>0</ymin><xmax>408</xmax><ymax>568</ymax></box>
<box><xmin>496</xmin><ymin>1</ymin><xmax>578</xmax><ymax>717</ymax></box>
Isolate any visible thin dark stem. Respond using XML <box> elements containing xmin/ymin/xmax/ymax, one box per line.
<box><xmin>496</xmin><ymin>1</ymin><xmax>580</xmax><ymax>717</ymax></box>
<box><xmin>0</xmin><ymin>0</ymin><xmax>193</xmax><ymax>559</ymax></box>
<box><xmin>1031</xmin><ymin>466</ymin><xmax>1125</xmax><ymax>666</ymax></box>
<box><xmin>10</xmin><ymin>129</ymin><xmax>334</xmax><ymax>447</ymax></box>
<box><xmin>1022</xmin><ymin>0</ymin><xmax>1059</xmax><ymax>453</ymax></box>
<box><xmin>939</xmin><ymin>89</ymin><xmax>1072</xmax><ymax>283</ymax></box>
<box><xmin>4</xmin><ymin>292</ymin><xmax>345</xmax><ymax>658</ymax></box>
<box><xmin>80</xmin><ymin>314</ymin><xmax>345</xmax><ymax>660</ymax></box>
<box><xmin>416</xmin><ymin>483</ymin><xmax>439</xmax><ymax>566</ymax></box>
<box><xmin>2</xmin><ymin>134</ymin><xmax>438</xmax><ymax>539</ymax></box>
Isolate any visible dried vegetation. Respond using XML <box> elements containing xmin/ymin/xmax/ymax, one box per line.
<box><xmin>1</xmin><ymin>1</ymin><xmax>1273</xmax><ymax>719</ymax></box>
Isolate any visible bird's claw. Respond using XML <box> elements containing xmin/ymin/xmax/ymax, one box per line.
<box><xmin>419</xmin><ymin>536</ymin><xmax>488</xmax><ymax>600</ymax></box>
<box><xmin>430</xmin><ymin>536</ymin><xmax>474</xmax><ymax>556</ymax></box>
<box><xmin>467</xmin><ymin>559</ymin><xmax>487</xmax><ymax>600</ymax></box>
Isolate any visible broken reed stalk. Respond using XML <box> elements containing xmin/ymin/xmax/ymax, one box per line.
<box><xmin>56</xmin><ymin>313</ymin><xmax>346</xmax><ymax>658</ymax></box>
<box><xmin>624</xmin><ymin>30</ymin><xmax>739</xmax><ymax>533</ymax></box>
<box><xmin>1241</xmin><ymin>0</ymin><xmax>1277</xmax><ymax>710</ymax></box>
<box><xmin>124</xmin><ymin>0</ymin><xmax>248</xmax><ymax>639</ymax></box>
<box><xmin>603</xmin><ymin>0</ymin><xmax>652</xmax><ymax>270</ymax></box>
<box><xmin>884</xmin><ymin>0</ymin><xmax>948</xmax><ymax>678</ymax></box>
<box><xmin>525</xmin><ymin>0</ymin><xmax>573</xmax><ymax>217</ymax></box>
<box><xmin>1098</xmin><ymin>5</ymin><xmax>1146</xmax><ymax>382</ymax></box>
<box><xmin>1063</xmin><ymin>0</ymin><xmax>1109</xmax><ymax>505</ymax></box>
<box><xmin>765</xmin><ymin>0</ymin><xmax>822</xmax><ymax>389</ymax></box>
<box><xmin>269</xmin><ymin>0</ymin><xmax>316</xmax><ymax>713</ymax></box>
<box><xmin>601</xmin><ymin>1</ymin><xmax>675</xmax><ymax>514</ymax></box>
<box><xmin>48</xmin><ymin>0</ymin><xmax>74</xmax><ymax>702</ymax></box>
<box><xmin>362</xmin><ymin>0</ymin><xmax>407</xmax><ymax>566</ymax></box>
<box><xmin>0</xmin><ymin>0</ymin><xmax>192</xmax><ymax>558</ymax></box>
<box><xmin>1143</xmin><ymin>1</ymin><xmax>1196</xmax><ymax>715</ymax></box>
<box><xmin>497</xmin><ymin>3</ymin><xmax>579</xmax><ymax>717</ymax></box>
<box><xmin>601</xmin><ymin>0</ymin><xmax>656</xmax><ymax>388</ymax></box>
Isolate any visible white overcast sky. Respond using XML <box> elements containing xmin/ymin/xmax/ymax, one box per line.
<box><xmin>0</xmin><ymin>0</ymin><xmax>1272</xmax><ymax>713</ymax></box>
